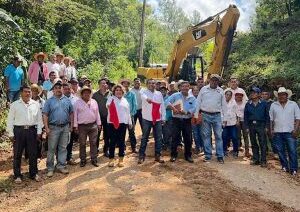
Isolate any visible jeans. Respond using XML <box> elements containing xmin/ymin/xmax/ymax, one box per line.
<box><xmin>139</xmin><ymin>119</ymin><xmax>163</xmax><ymax>158</ymax></box>
<box><xmin>47</xmin><ymin>125</ymin><xmax>69</xmax><ymax>171</ymax></box>
<box><xmin>78</xmin><ymin>123</ymin><xmax>98</xmax><ymax>162</ymax></box>
<box><xmin>128</xmin><ymin>116</ymin><xmax>137</xmax><ymax>150</ymax></box>
<box><xmin>201</xmin><ymin>113</ymin><xmax>224</xmax><ymax>159</ymax></box>
<box><xmin>67</xmin><ymin>131</ymin><xmax>79</xmax><ymax>161</ymax></box>
<box><xmin>222</xmin><ymin>125</ymin><xmax>239</xmax><ymax>154</ymax></box>
<box><xmin>109</xmin><ymin>123</ymin><xmax>127</xmax><ymax>159</ymax></box>
<box><xmin>171</xmin><ymin>118</ymin><xmax>192</xmax><ymax>158</ymax></box>
<box><xmin>192</xmin><ymin>124</ymin><xmax>203</xmax><ymax>150</ymax></box>
<box><xmin>162</xmin><ymin>119</ymin><xmax>173</xmax><ymax>149</ymax></box>
<box><xmin>13</xmin><ymin>126</ymin><xmax>38</xmax><ymax>178</ymax></box>
<box><xmin>249</xmin><ymin>122</ymin><xmax>267</xmax><ymax>163</ymax></box>
<box><xmin>237</xmin><ymin>121</ymin><xmax>249</xmax><ymax>151</ymax></box>
<box><xmin>134</xmin><ymin>109</ymin><xmax>143</xmax><ymax>130</ymax></box>
<box><xmin>273</xmin><ymin>133</ymin><xmax>298</xmax><ymax>172</ymax></box>
<box><xmin>8</xmin><ymin>90</ymin><xmax>20</xmax><ymax>103</ymax></box>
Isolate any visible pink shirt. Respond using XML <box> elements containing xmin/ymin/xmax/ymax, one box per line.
<box><xmin>28</xmin><ymin>61</ymin><xmax>49</xmax><ymax>84</ymax></box>
<box><xmin>74</xmin><ymin>98</ymin><xmax>101</xmax><ymax>127</ymax></box>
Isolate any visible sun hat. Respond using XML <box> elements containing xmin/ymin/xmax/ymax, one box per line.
<box><xmin>30</xmin><ymin>84</ymin><xmax>43</xmax><ymax>96</ymax></box>
<box><xmin>34</xmin><ymin>52</ymin><xmax>48</xmax><ymax>60</ymax></box>
<box><xmin>80</xmin><ymin>86</ymin><xmax>92</xmax><ymax>96</ymax></box>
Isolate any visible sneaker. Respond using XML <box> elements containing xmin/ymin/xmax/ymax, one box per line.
<box><xmin>203</xmin><ymin>158</ymin><xmax>211</xmax><ymax>163</ymax></box>
<box><xmin>47</xmin><ymin>171</ymin><xmax>54</xmax><ymax>178</ymax></box>
<box><xmin>291</xmin><ymin>171</ymin><xmax>297</xmax><ymax>176</ymax></box>
<box><xmin>282</xmin><ymin>167</ymin><xmax>288</xmax><ymax>172</ymax></box>
<box><xmin>67</xmin><ymin>159</ymin><xmax>77</xmax><ymax>165</ymax></box>
<box><xmin>260</xmin><ymin>162</ymin><xmax>267</xmax><ymax>168</ymax></box>
<box><xmin>217</xmin><ymin>157</ymin><xmax>224</xmax><ymax>164</ymax></box>
<box><xmin>185</xmin><ymin>157</ymin><xmax>194</xmax><ymax>163</ymax></box>
<box><xmin>14</xmin><ymin>177</ymin><xmax>22</xmax><ymax>184</ymax></box>
<box><xmin>57</xmin><ymin>168</ymin><xmax>69</xmax><ymax>174</ymax></box>
<box><xmin>170</xmin><ymin>157</ymin><xmax>176</xmax><ymax>162</ymax></box>
<box><xmin>34</xmin><ymin>174</ymin><xmax>41</xmax><ymax>182</ymax></box>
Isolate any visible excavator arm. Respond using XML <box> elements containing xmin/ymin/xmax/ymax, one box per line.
<box><xmin>166</xmin><ymin>5</ymin><xmax>240</xmax><ymax>81</ymax></box>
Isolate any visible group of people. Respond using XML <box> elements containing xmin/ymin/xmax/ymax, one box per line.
<box><xmin>3</xmin><ymin>53</ymin><xmax>300</xmax><ymax>184</ymax></box>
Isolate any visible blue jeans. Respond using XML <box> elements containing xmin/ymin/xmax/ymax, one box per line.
<box><xmin>201</xmin><ymin>113</ymin><xmax>224</xmax><ymax>159</ymax></box>
<box><xmin>8</xmin><ymin>90</ymin><xmax>20</xmax><ymax>102</ymax></box>
<box><xmin>273</xmin><ymin>133</ymin><xmax>298</xmax><ymax>172</ymax></box>
<box><xmin>139</xmin><ymin>119</ymin><xmax>163</xmax><ymax>157</ymax></box>
<box><xmin>222</xmin><ymin>125</ymin><xmax>239</xmax><ymax>154</ymax></box>
<box><xmin>47</xmin><ymin>125</ymin><xmax>70</xmax><ymax>171</ymax></box>
<box><xmin>192</xmin><ymin>124</ymin><xmax>203</xmax><ymax>150</ymax></box>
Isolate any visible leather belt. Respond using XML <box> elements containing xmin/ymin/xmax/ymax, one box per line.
<box><xmin>49</xmin><ymin>123</ymin><xmax>69</xmax><ymax>127</ymax></box>
<box><xmin>201</xmin><ymin>110</ymin><xmax>220</xmax><ymax>115</ymax></box>
<box><xmin>14</xmin><ymin>125</ymin><xmax>36</xmax><ymax>130</ymax></box>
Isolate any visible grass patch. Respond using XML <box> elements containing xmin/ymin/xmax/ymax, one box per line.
<box><xmin>0</xmin><ymin>176</ymin><xmax>13</xmax><ymax>193</ymax></box>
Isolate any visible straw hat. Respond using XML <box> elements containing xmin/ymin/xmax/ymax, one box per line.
<box><xmin>55</xmin><ymin>52</ymin><xmax>65</xmax><ymax>58</ymax></box>
<box><xmin>120</xmin><ymin>79</ymin><xmax>131</xmax><ymax>84</ymax></box>
<box><xmin>80</xmin><ymin>86</ymin><xmax>92</xmax><ymax>96</ymax></box>
<box><xmin>34</xmin><ymin>52</ymin><xmax>48</xmax><ymax>60</ymax></box>
<box><xmin>210</xmin><ymin>74</ymin><xmax>221</xmax><ymax>81</ymax></box>
<box><xmin>30</xmin><ymin>84</ymin><xmax>43</xmax><ymax>96</ymax></box>
<box><xmin>274</xmin><ymin>87</ymin><xmax>292</xmax><ymax>98</ymax></box>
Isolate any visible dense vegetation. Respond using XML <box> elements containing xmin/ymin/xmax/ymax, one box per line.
<box><xmin>227</xmin><ymin>0</ymin><xmax>300</xmax><ymax>100</ymax></box>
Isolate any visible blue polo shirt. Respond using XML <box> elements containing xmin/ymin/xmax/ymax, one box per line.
<box><xmin>124</xmin><ymin>91</ymin><xmax>137</xmax><ymax>116</ymax></box>
<box><xmin>166</xmin><ymin>92</ymin><xmax>196</xmax><ymax>119</ymax></box>
<box><xmin>4</xmin><ymin>64</ymin><xmax>24</xmax><ymax>91</ymax></box>
<box><xmin>42</xmin><ymin>80</ymin><xmax>54</xmax><ymax>91</ymax></box>
<box><xmin>43</xmin><ymin>95</ymin><xmax>74</xmax><ymax>125</ymax></box>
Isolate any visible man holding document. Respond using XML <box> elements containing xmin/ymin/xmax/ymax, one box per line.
<box><xmin>166</xmin><ymin>81</ymin><xmax>196</xmax><ymax>163</ymax></box>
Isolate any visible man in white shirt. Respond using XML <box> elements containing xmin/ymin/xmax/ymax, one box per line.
<box><xmin>138</xmin><ymin>79</ymin><xmax>166</xmax><ymax>164</ymax></box>
<box><xmin>270</xmin><ymin>87</ymin><xmax>300</xmax><ymax>175</ymax></box>
<box><xmin>195</xmin><ymin>74</ymin><xmax>226</xmax><ymax>163</ymax></box>
<box><xmin>6</xmin><ymin>85</ymin><xmax>43</xmax><ymax>183</ymax></box>
<box><xmin>131</xmin><ymin>78</ymin><xmax>144</xmax><ymax>130</ymax></box>
<box><xmin>46</xmin><ymin>54</ymin><xmax>60</xmax><ymax>77</ymax></box>
<box><xmin>225</xmin><ymin>76</ymin><xmax>248</xmax><ymax>102</ymax></box>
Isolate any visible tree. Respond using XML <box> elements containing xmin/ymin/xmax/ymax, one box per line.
<box><xmin>189</xmin><ymin>10</ymin><xmax>201</xmax><ymax>26</ymax></box>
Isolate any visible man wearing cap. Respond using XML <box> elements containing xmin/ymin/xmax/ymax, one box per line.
<box><xmin>43</xmin><ymin>81</ymin><xmax>74</xmax><ymax>177</ymax></box>
<box><xmin>6</xmin><ymin>85</ymin><xmax>43</xmax><ymax>183</ymax></box>
<box><xmin>93</xmin><ymin>78</ymin><xmax>111</xmax><ymax>157</ymax></box>
<box><xmin>74</xmin><ymin>86</ymin><xmax>101</xmax><ymax>167</ymax></box>
<box><xmin>70</xmin><ymin>78</ymin><xmax>80</xmax><ymax>96</ymax></box>
<box><xmin>244</xmin><ymin>87</ymin><xmax>269</xmax><ymax>167</ymax></box>
<box><xmin>121</xmin><ymin>79</ymin><xmax>138</xmax><ymax>153</ymax></box>
<box><xmin>167</xmin><ymin>81</ymin><xmax>196</xmax><ymax>163</ymax></box>
<box><xmin>225</xmin><ymin>76</ymin><xmax>248</xmax><ymax>102</ymax></box>
<box><xmin>62</xmin><ymin>83</ymin><xmax>79</xmax><ymax>165</ymax></box>
<box><xmin>195</xmin><ymin>74</ymin><xmax>226</xmax><ymax>163</ymax></box>
<box><xmin>168</xmin><ymin>81</ymin><xmax>177</xmax><ymax>96</ymax></box>
<box><xmin>131</xmin><ymin>78</ymin><xmax>144</xmax><ymax>130</ymax></box>
<box><xmin>4</xmin><ymin>56</ymin><xmax>24</xmax><ymax>103</ymax></box>
<box><xmin>46</xmin><ymin>54</ymin><xmax>60</xmax><ymax>77</ymax></box>
<box><xmin>138</xmin><ymin>78</ymin><xmax>166</xmax><ymax>164</ymax></box>
<box><xmin>28</xmin><ymin>52</ymin><xmax>49</xmax><ymax>85</ymax></box>
<box><xmin>270</xmin><ymin>87</ymin><xmax>300</xmax><ymax>175</ymax></box>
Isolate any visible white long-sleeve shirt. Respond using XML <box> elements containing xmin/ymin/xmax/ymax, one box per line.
<box><xmin>223</xmin><ymin>100</ymin><xmax>238</xmax><ymax>126</ymax></box>
<box><xmin>141</xmin><ymin>89</ymin><xmax>166</xmax><ymax>121</ymax></box>
<box><xmin>6</xmin><ymin>99</ymin><xmax>43</xmax><ymax>137</ymax></box>
<box><xmin>106</xmin><ymin>96</ymin><xmax>132</xmax><ymax>125</ymax></box>
<box><xmin>195</xmin><ymin>85</ymin><xmax>226</xmax><ymax>116</ymax></box>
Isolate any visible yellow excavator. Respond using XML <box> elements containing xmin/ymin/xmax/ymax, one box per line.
<box><xmin>137</xmin><ymin>4</ymin><xmax>240</xmax><ymax>82</ymax></box>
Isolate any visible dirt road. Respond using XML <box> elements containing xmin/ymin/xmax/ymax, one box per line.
<box><xmin>0</xmin><ymin>134</ymin><xmax>299</xmax><ymax>211</ymax></box>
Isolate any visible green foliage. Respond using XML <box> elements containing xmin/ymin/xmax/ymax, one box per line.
<box><xmin>227</xmin><ymin>8</ymin><xmax>300</xmax><ymax>99</ymax></box>
<box><xmin>0</xmin><ymin>109</ymin><xmax>8</xmax><ymax>137</ymax></box>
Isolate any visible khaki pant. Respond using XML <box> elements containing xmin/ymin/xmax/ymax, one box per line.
<box><xmin>78</xmin><ymin>123</ymin><xmax>98</xmax><ymax>162</ymax></box>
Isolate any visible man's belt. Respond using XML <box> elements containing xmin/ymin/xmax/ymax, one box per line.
<box><xmin>78</xmin><ymin>122</ymin><xmax>96</xmax><ymax>126</ymax></box>
<box><xmin>49</xmin><ymin>123</ymin><xmax>69</xmax><ymax>127</ymax></box>
<box><xmin>14</xmin><ymin>125</ymin><xmax>37</xmax><ymax>130</ymax></box>
<box><xmin>201</xmin><ymin>110</ymin><xmax>220</xmax><ymax>115</ymax></box>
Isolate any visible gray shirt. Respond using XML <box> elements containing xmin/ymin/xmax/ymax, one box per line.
<box><xmin>269</xmin><ymin>100</ymin><xmax>300</xmax><ymax>133</ymax></box>
<box><xmin>131</xmin><ymin>87</ymin><xmax>144</xmax><ymax>110</ymax></box>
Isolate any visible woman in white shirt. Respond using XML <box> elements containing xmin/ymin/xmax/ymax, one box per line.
<box><xmin>106</xmin><ymin>84</ymin><xmax>132</xmax><ymax>167</ymax></box>
<box><xmin>222</xmin><ymin>90</ymin><xmax>239</xmax><ymax>158</ymax></box>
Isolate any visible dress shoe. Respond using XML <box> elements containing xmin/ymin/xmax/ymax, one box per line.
<box><xmin>91</xmin><ymin>161</ymin><xmax>99</xmax><ymax>167</ymax></box>
<box><xmin>185</xmin><ymin>157</ymin><xmax>194</xmax><ymax>163</ymax></box>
